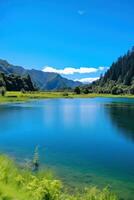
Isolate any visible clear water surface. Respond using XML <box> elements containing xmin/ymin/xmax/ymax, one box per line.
<box><xmin>0</xmin><ymin>98</ymin><xmax>134</xmax><ymax>199</ymax></box>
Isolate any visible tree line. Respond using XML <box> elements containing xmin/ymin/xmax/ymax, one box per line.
<box><xmin>75</xmin><ymin>47</ymin><xmax>134</xmax><ymax>95</ymax></box>
<box><xmin>0</xmin><ymin>72</ymin><xmax>36</xmax><ymax>94</ymax></box>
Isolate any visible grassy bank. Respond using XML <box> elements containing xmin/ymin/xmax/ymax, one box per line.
<box><xmin>0</xmin><ymin>155</ymin><xmax>118</xmax><ymax>200</ymax></box>
<box><xmin>0</xmin><ymin>91</ymin><xmax>134</xmax><ymax>104</ymax></box>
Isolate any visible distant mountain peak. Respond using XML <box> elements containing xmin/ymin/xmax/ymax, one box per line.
<box><xmin>0</xmin><ymin>59</ymin><xmax>82</xmax><ymax>90</ymax></box>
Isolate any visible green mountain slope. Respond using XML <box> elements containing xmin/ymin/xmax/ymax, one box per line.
<box><xmin>83</xmin><ymin>47</ymin><xmax>134</xmax><ymax>94</ymax></box>
<box><xmin>101</xmin><ymin>48</ymin><xmax>134</xmax><ymax>86</ymax></box>
<box><xmin>0</xmin><ymin>59</ymin><xmax>82</xmax><ymax>91</ymax></box>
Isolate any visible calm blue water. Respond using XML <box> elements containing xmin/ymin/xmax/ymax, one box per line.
<box><xmin>0</xmin><ymin>98</ymin><xmax>134</xmax><ymax>199</ymax></box>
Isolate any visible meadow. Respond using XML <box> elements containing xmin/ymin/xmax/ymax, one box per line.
<box><xmin>0</xmin><ymin>91</ymin><xmax>134</xmax><ymax>104</ymax></box>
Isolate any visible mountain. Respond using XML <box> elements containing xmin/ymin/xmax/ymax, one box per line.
<box><xmin>0</xmin><ymin>72</ymin><xmax>35</xmax><ymax>91</ymax></box>
<box><xmin>82</xmin><ymin>47</ymin><xmax>134</xmax><ymax>94</ymax></box>
<box><xmin>0</xmin><ymin>59</ymin><xmax>82</xmax><ymax>91</ymax></box>
<box><xmin>100</xmin><ymin>47</ymin><xmax>134</xmax><ymax>86</ymax></box>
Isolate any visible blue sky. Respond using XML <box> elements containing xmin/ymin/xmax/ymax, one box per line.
<box><xmin>0</xmin><ymin>0</ymin><xmax>134</xmax><ymax>82</ymax></box>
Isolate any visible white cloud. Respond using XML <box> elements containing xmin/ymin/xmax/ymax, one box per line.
<box><xmin>75</xmin><ymin>77</ymin><xmax>99</xmax><ymax>84</ymax></box>
<box><xmin>42</xmin><ymin>66</ymin><xmax>106</xmax><ymax>75</ymax></box>
<box><xmin>98</xmin><ymin>66</ymin><xmax>105</xmax><ymax>71</ymax></box>
<box><xmin>78</xmin><ymin>10</ymin><xmax>86</xmax><ymax>15</ymax></box>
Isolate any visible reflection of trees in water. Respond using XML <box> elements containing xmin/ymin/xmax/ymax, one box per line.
<box><xmin>105</xmin><ymin>103</ymin><xmax>134</xmax><ymax>142</ymax></box>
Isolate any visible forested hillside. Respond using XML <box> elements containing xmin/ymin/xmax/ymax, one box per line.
<box><xmin>0</xmin><ymin>72</ymin><xmax>35</xmax><ymax>91</ymax></box>
<box><xmin>82</xmin><ymin>47</ymin><xmax>134</xmax><ymax>94</ymax></box>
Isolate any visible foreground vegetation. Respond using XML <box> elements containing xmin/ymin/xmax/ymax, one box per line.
<box><xmin>0</xmin><ymin>155</ymin><xmax>119</xmax><ymax>200</ymax></box>
<box><xmin>0</xmin><ymin>91</ymin><xmax>134</xmax><ymax>104</ymax></box>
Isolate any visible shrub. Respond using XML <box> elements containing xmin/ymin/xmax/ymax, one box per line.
<box><xmin>130</xmin><ymin>85</ymin><xmax>134</xmax><ymax>94</ymax></box>
<box><xmin>0</xmin><ymin>87</ymin><xmax>6</xmax><ymax>97</ymax></box>
<box><xmin>111</xmin><ymin>86</ymin><xmax>118</xmax><ymax>95</ymax></box>
<box><xmin>83</xmin><ymin>88</ymin><xmax>89</xmax><ymax>94</ymax></box>
<box><xmin>83</xmin><ymin>186</ymin><xmax>118</xmax><ymax>200</ymax></box>
<box><xmin>21</xmin><ymin>88</ymin><xmax>26</xmax><ymax>94</ymax></box>
<box><xmin>74</xmin><ymin>87</ymin><xmax>81</xmax><ymax>94</ymax></box>
<box><xmin>63</xmin><ymin>92</ymin><xmax>69</xmax><ymax>97</ymax></box>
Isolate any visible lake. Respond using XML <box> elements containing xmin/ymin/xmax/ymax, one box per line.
<box><xmin>0</xmin><ymin>98</ymin><xmax>134</xmax><ymax>199</ymax></box>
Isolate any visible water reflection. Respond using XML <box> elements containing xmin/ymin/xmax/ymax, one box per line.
<box><xmin>1</xmin><ymin>99</ymin><xmax>134</xmax><ymax>199</ymax></box>
<box><xmin>104</xmin><ymin>103</ymin><xmax>134</xmax><ymax>142</ymax></box>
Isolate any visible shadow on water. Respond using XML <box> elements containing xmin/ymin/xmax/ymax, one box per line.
<box><xmin>104</xmin><ymin>103</ymin><xmax>134</xmax><ymax>142</ymax></box>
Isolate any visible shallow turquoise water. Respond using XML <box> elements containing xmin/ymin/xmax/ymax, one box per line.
<box><xmin>0</xmin><ymin>98</ymin><xmax>134</xmax><ymax>199</ymax></box>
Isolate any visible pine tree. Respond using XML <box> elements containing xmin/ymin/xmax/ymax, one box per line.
<box><xmin>32</xmin><ymin>146</ymin><xmax>39</xmax><ymax>172</ymax></box>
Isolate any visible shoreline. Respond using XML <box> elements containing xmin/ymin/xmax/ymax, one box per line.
<box><xmin>0</xmin><ymin>91</ymin><xmax>134</xmax><ymax>104</ymax></box>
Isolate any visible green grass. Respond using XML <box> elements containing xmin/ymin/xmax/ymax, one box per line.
<box><xmin>0</xmin><ymin>155</ymin><xmax>119</xmax><ymax>200</ymax></box>
<box><xmin>0</xmin><ymin>91</ymin><xmax>134</xmax><ymax>104</ymax></box>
